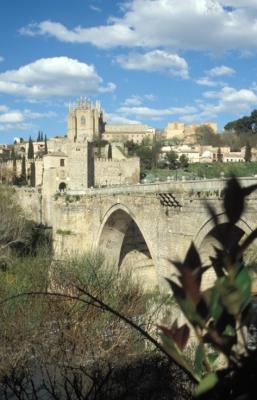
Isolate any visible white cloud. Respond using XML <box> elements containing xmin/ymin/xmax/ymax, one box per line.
<box><xmin>23</xmin><ymin>109</ymin><xmax>57</xmax><ymax>119</ymax></box>
<box><xmin>19</xmin><ymin>20</ymin><xmax>135</xmax><ymax>48</ymax></box>
<box><xmin>0</xmin><ymin>122</ymin><xmax>34</xmax><ymax>132</ymax></box>
<box><xmin>89</xmin><ymin>4</ymin><xmax>102</xmax><ymax>12</ymax></box>
<box><xmin>196</xmin><ymin>65</ymin><xmax>234</xmax><ymax>87</ymax></box>
<box><xmin>122</xmin><ymin>96</ymin><xmax>142</xmax><ymax>106</ymax></box>
<box><xmin>0</xmin><ymin>111</ymin><xmax>24</xmax><ymax>123</ymax></box>
<box><xmin>98</xmin><ymin>82</ymin><xmax>116</xmax><ymax>93</ymax></box>
<box><xmin>208</xmin><ymin>65</ymin><xmax>235</xmax><ymax>77</ymax></box>
<box><xmin>105</xmin><ymin>113</ymin><xmax>140</xmax><ymax>125</ymax></box>
<box><xmin>122</xmin><ymin>94</ymin><xmax>157</xmax><ymax>106</ymax></box>
<box><xmin>0</xmin><ymin>57</ymin><xmax>116</xmax><ymax>98</ymax></box>
<box><xmin>0</xmin><ymin>105</ymin><xmax>9</xmax><ymax>113</ymax></box>
<box><xmin>212</xmin><ymin>86</ymin><xmax>257</xmax><ymax>112</ymax></box>
<box><xmin>19</xmin><ymin>1</ymin><xmax>257</xmax><ymax>52</ymax></box>
<box><xmin>0</xmin><ymin>104</ymin><xmax>57</xmax><ymax>131</ymax></box>
<box><xmin>118</xmin><ymin>105</ymin><xmax>197</xmax><ymax>119</ymax></box>
<box><xmin>144</xmin><ymin>94</ymin><xmax>157</xmax><ymax>101</ymax></box>
<box><xmin>116</xmin><ymin>50</ymin><xmax>189</xmax><ymax>78</ymax></box>
<box><xmin>220</xmin><ymin>1</ymin><xmax>257</xmax><ymax>8</ymax></box>
<box><xmin>196</xmin><ymin>77</ymin><xmax>222</xmax><ymax>87</ymax></box>
<box><xmin>198</xmin><ymin>86</ymin><xmax>257</xmax><ymax>120</ymax></box>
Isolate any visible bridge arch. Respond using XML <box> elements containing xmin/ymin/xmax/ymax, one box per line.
<box><xmin>194</xmin><ymin>213</ymin><xmax>253</xmax><ymax>289</ymax></box>
<box><xmin>194</xmin><ymin>213</ymin><xmax>253</xmax><ymax>248</ymax></box>
<box><xmin>96</xmin><ymin>204</ymin><xmax>158</xmax><ymax>291</ymax></box>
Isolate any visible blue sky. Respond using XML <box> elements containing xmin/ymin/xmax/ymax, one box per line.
<box><xmin>1</xmin><ymin>0</ymin><xmax>257</xmax><ymax>143</ymax></box>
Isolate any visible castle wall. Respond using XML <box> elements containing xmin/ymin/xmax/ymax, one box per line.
<box><xmin>94</xmin><ymin>157</ymin><xmax>140</xmax><ymax>186</ymax></box>
<box><xmin>35</xmin><ymin>159</ymin><xmax>43</xmax><ymax>186</ymax></box>
<box><xmin>15</xmin><ymin>187</ymin><xmax>41</xmax><ymax>223</ymax></box>
<box><xmin>67</xmin><ymin>141</ymin><xmax>91</xmax><ymax>190</ymax></box>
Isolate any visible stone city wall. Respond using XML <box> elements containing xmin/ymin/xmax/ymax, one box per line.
<box><xmin>15</xmin><ymin>187</ymin><xmax>42</xmax><ymax>223</ymax></box>
<box><xmin>94</xmin><ymin>157</ymin><xmax>140</xmax><ymax>186</ymax></box>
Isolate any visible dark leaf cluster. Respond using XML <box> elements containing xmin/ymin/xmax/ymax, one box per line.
<box><xmin>160</xmin><ymin>177</ymin><xmax>257</xmax><ymax>398</ymax></box>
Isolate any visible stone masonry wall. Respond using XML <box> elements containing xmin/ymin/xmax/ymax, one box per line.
<box><xmin>94</xmin><ymin>157</ymin><xmax>140</xmax><ymax>186</ymax></box>
<box><xmin>15</xmin><ymin>187</ymin><xmax>42</xmax><ymax>223</ymax></box>
<box><xmin>52</xmin><ymin>177</ymin><xmax>257</xmax><ymax>292</ymax></box>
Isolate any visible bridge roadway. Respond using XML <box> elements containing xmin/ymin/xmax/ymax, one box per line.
<box><xmin>50</xmin><ymin>177</ymin><xmax>257</xmax><ymax>291</ymax></box>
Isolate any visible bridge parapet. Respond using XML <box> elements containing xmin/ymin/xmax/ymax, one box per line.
<box><xmin>61</xmin><ymin>177</ymin><xmax>257</xmax><ymax>199</ymax></box>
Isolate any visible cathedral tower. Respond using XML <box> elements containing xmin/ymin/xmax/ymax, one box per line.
<box><xmin>67</xmin><ymin>98</ymin><xmax>102</xmax><ymax>142</ymax></box>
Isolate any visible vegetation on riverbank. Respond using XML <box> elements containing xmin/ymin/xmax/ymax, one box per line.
<box><xmin>2</xmin><ymin>179</ymin><xmax>257</xmax><ymax>399</ymax></box>
<box><xmin>143</xmin><ymin>161</ymin><xmax>257</xmax><ymax>182</ymax></box>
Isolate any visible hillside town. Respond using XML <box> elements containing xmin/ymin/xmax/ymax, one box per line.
<box><xmin>3</xmin><ymin>1</ymin><xmax>257</xmax><ymax>399</ymax></box>
<box><xmin>0</xmin><ymin>98</ymin><xmax>256</xmax><ymax>190</ymax></box>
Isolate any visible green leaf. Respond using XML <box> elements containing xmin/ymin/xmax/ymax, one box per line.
<box><xmin>216</xmin><ymin>277</ymin><xmax>243</xmax><ymax>316</ymax></box>
<box><xmin>195</xmin><ymin>373</ymin><xmax>218</xmax><ymax>397</ymax></box>
<box><xmin>235</xmin><ymin>267</ymin><xmax>251</xmax><ymax>311</ymax></box>
<box><xmin>194</xmin><ymin>343</ymin><xmax>205</xmax><ymax>376</ymax></box>
<box><xmin>208</xmin><ymin>352</ymin><xmax>218</xmax><ymax>368</ymax></box>
<box><xmin>203</xmin><ymin>286</ymin><xmax>223</xmax><ymax>322</ymax></box>
<box><xmin>160</xmin><ymin>333</ymin><xmax>200</xmax><ymax>382</ymax></box>
<box><xmin>166</xmin><ymin>279</ymin><xmax>204</xmax><ymax>327</ymax></box>
<box><xmin>223</xmin><ymin>324</ymin><xmax>236</xmax><ymax>336</ymax></box>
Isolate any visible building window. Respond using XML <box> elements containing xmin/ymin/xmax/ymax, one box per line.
<box><xmin>81</xmin><ymin>115</ymin><xmax>86</xmax><ymax>125</ymax></box>
<box><xmin>59</xmin><ymin>182</ymin><xmax>67</xmax><ymax>192</ymax></box>
<box><xmin>60</xmin><ymin>159</ymin><xmax>65</xmax><ymax>167</ymax></box>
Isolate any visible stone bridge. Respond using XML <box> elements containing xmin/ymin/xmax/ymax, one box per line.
<box><xmin>46</xmin><ymin>178</ymin><xmax>257</xmax><ymax>291</ymax></box>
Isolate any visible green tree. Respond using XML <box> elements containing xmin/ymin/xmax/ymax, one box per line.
<box><xmin>12</xmin><ymin>157</ymin><xmax>17</xmax><ymax>185</ymax></box>
<box><xmin>37</xmin><ymin>131</ymin><xmax>41</xmax><ymax>142</ymax></box>
<box><xmin>20</xmin><ymin>155</ymin><xmax>27</xmax><ymax>184</ymax></box>
<box><xmin>107</xmin><ymin>143</ymin><xmax>112</xmax><ymax>160</ymax></box>
<box><xmin>28</xmin><ymin>137</ymin><xmax>34</xmax><ymax>160</ymax></box>
<box><xmin>224</xmin><ymin>110</ymin><xmax>257</xmax><ymax>134</ymax></box>
<box><xmin>125</xmin><ymin>140</ymin><xmax>139</xmax><ymax>156</ymax></box>
<box><xmin>30</xmin><ymin>162</ymin><xmax>36</xmax><ymax>187</ymax></box>
<box><xmin>217</xmin><ymin>147</ymin><xmax>223</xmax><ymax>162</ymax></box>
<box><xmin>44</xmin><ymin>134</ymin><xmax>48</xmax><ymax>155</ymax></box>
<box><xmin>165</xmin><ymin>150</ymin><xmax>178</xmax><ymax>169</ymax></box>
<box><xmin>136</xmin><ymin>145</ymin><xmax>152</xmax><ymax>170</ymax></box>
<box><xmin>99</xmin><ymin>112</ymin><xmax>106</xmax><ymax>135</ymax></box>
<box><xmin>244</xmin><ymin>141</ymin><xmax>252</xmax><ymax>162</ymax></box>
<box><xmin>10</xmin><ymin>147</ymin><xmax>15</xmax><ymax>161</ymax></box>
<box><xmin>195</xmin><ymin>125</ymin><xmax>220</xmax><ymax>146</ymax></box>
<box><xmin>151</xmin><ymin>139</ymin><xmax>162</xmax><ymax>169</ymax></box>
<box><xmin>179</xmin><ymin>154</ymin><xmax>189</xmax><ymax>169</ymax></box>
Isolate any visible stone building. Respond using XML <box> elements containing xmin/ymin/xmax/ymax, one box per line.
<box><xmin>103</xmin><ymin>124</ymin><xmax>155</xmax><ymax>143</ymax></box>
<box><xmin>40</xmin><ymin>99</ymin><xmax>140</xmax><ymax>198</ymax></box>
<box><xmin>165</xmin><ymin>121</ymin><xmax>218</xmax><ymax>143</ymax></box>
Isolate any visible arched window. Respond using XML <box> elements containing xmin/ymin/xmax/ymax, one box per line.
<box><xmin>59</xmin><ymin>182</ymin><xmax>67</xmax><ymax>192</ymax></box>
<box><xmin>81</xmin><ymin>115</ymin><xmax>86</xmax><ymax>125</ymax></box>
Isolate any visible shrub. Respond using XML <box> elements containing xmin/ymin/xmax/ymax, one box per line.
<box><xmin>159</xmin><ymin>177</ymin><xmax>257</xmax><ymax>398</ymax></box>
